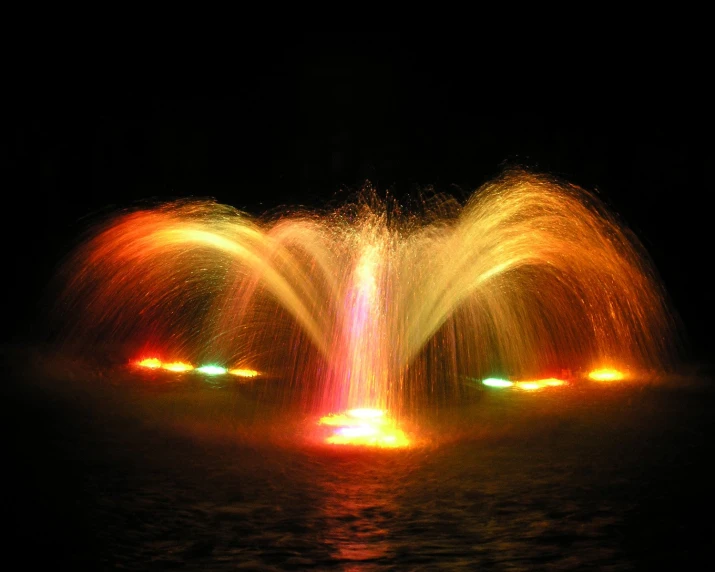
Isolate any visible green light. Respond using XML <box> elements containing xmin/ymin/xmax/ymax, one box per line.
<box><xmin>197</xmin><ymin>365</ymin><xmax>227</xmax><ymax>375</ymax></box>
<box><xmin>482</xmin><ymin>377</ymin><xmax>514</xmax><ymax>388</ymax></box>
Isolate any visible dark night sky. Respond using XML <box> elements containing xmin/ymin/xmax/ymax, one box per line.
<box><xmin>2</xmin><ymin>47</ymin><xmax>713</xmax><ymax>359</ymax></box>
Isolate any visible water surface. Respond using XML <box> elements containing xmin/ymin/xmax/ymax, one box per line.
<box><xmin>4</xmin><ymin>350</ymin><xmax>713</xmax><ymax>570</ymax></box>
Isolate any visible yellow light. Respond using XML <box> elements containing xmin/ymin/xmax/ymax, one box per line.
<box><xmin>513</xmin><ymin>377</ymin><xmax>567</xmax><ymax>390</ymax></box>
<box><xmin>346</xmin><ymin>408</ymin><xmax>384</xmax><ymax>419</ymax></box>
<box><xmin>588</xmin><ymin>368</ymin><xmax>626</xmax><ymax>381</ymax></box>
<box><xmin>324</xmin><ymin>428</ymin><xmax>409</xmax><ymax>447</ymax></box>
<box><xmin>162</xmin><ymin>361</ymin><xmax>194</xmax><ymax>372</ymax></box>
<box><xmin>228</xmin><ymin>368</ymin><xmax>259</xmax><ymax>378</ymax></box>
<box><xmin>318</xmin><ymin>409</ymin><xmax>410</xmax><ymax>448</ymax></box>
<box><xmin>319</xmin><ymin>412</ymin><xmax>380</xmax><ymax>427</ymax></box>
<box><xmin>516</xmin><ymin>381</ymin><xmax>541</xmax><ymax>391</ymax></box>
<box><xmin>137</xmin><ymin>358</ymin><xmax>162</xmax><ymax>369</ymax></box>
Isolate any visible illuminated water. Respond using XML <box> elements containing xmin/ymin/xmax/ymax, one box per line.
<box><xmin>57</xmin><ymin>171</ymin><xmax>675</xmax><ymax>419</ymax></box>
<box><xmin>6</xmin><ymin>350</ymin><xmax>713</xmax><ymax>570</ymax></box>
<box><xmin>37</xmin><ymin>171</ymin><xmax>700</xmax><ymax>566</ymax></box>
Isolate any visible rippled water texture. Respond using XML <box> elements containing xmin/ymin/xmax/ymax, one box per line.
<box><xmin>4</xmin><ymin>350</ymin><xmax>714</xmax><ymax>570</ymax></box>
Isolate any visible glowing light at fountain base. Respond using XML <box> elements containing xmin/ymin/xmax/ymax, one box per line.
<box><xmin>588</xmin><ymin>368</ymin><xmax>626</xmax><ymax>381</ymax></box>
<box><xmin>229</xmin><ymin>368</ymin><xmax>259</xmax><ymax>378</ymax></box>
<box><xmin>196</xmin><ymin>365</ymin><xmax>227</xmax><ymax>375</ymax></box>
<box><xmin>482</xmin><ymin>377</ymin><xmax>514</xmax><ymax>388</ymax></box>
<box><xmin>162</xmin><ymin>362</ymin><xmax>194</xmax><ymax>372</ymax></box>
<box><xmin>137</xmin><ymin>357</ymin><xmax>162</xmax><ymax>369</ymax></box>
<box><xmin>480</xmin><ymin>377</ymin><xmax>567</xmax><ymax>391</ymax></box>
<box><xmin>319</xmin><ymin>409</ymin><xmax>410</xmax><ymax>448</ymax></box>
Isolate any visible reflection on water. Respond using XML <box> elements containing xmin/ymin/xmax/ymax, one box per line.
<box><xmin>321</xmin><ymin>458</ymin><xmax>400</xmax><ymax>566</ymax></box>
<box><xmin>4</xmin><ymin>354</ymin><xmax>715</xmax><ymax>570</ymax></box>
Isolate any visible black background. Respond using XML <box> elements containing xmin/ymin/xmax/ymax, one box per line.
<box><xmin>2</xmin><ymin>45</ymin><xmax>713</xmax><ymax>361</ymax></box>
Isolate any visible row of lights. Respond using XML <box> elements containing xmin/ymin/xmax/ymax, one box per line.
<box><xmin>480</xmin><ymin>368</ymin><xmax>626</xmax><ymax>390</ymax></box>
<box><xmin>134</xmin><ymin>357</ymin><xmax>259</xmax><ymax>378</ymax></box>
<box><xmin>135</xmin><ymin>358</ymin><xmax>623</xmax><ymax>386</ymax></box>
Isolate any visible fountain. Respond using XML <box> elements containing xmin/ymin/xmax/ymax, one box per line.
<box><xmin>56</xmin><ymin>170</ymin><xmax>675</xmax><ymax>445</ymax></box>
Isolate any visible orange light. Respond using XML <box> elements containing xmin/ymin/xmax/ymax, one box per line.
<box><xmin>162</xmin><ymin>361</ymin><xmax>194</xmax><ymax>372</ymax></box>
<box><xmin>514</xmin><ymin>378</ymin><xmax>567</xmax><ymax>391</ymax></box>
<box><xmin>319</xmin><ymin>409</ymin><xmax>409</xmax><ymax>448</ymax></box>
<box><xmin>229</xmin><ymin>368</ymin><xmax>259</xmax><ymax>378</ymax></box>
<box><xmin>516</xmin><ymin>381</ymin><xmax>541</xmax><ymax>391</ymax></box>
<box><xmin>137</xmin><ymin>357</ymin><xmax>162</xmax><ymax>369</ymax></box>
<box><xmin>346</xmin><ymin>408</ymin><xmax>384</xmax><ymax>419</ymax></box>
<box><xmin>588</xmin><ymin>368</ymin><xmax>625</xmax><ymax>381</ymax></box>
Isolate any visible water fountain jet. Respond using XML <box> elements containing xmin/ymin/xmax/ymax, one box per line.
<box><xmin>56</xmin><ymin>170</ymin><xmax>675</xmax><ymax>444</ymax></box>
